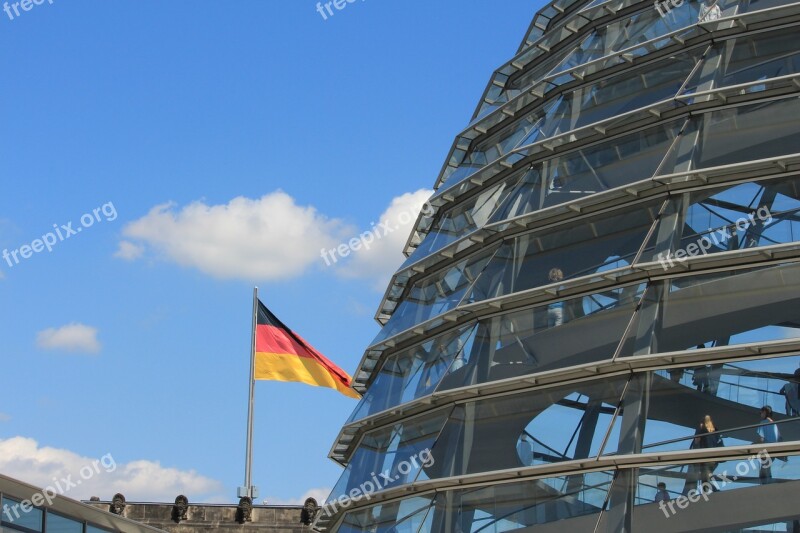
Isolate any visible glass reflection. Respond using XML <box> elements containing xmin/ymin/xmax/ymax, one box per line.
<box><xmin>337</xmin><ymin>496</ymin><xmax>434</xmax><ymax>533</ymax></box>
<box><xmin>491</xmin><ymin>121</ymin><xmax>681</xmax><ymax>222</ymax></box>
<box><xmin>336</xmin><ymin>354</ymin><xmax>800</xmax><ymax>525</ymax></box>
<box><xmin>403</xmin><ymin>182</ymin><xmax>515</xmax><ymax>268</ymax></box>
<box><xmin>438</xmin><ymin>284</ymin><xmax>645</xmax><ymax>391</ymax></box>
<box><xmin>420</xmin><ymin>378</ymin><xmax>629</xmax><ymax>480</ymax></box>
<box><xmin>46</xmin><ymin>513</ymin><xmax>83</xmax><ymax>533</ymax></box>
<box><xmin>340</xmin><ymin>472</ymin><xmax>617</xmax><ymax>532</ymax></box>
<box><xmin>445</xmin><ymin>49</ymin><xmax>699</xmax><ymax>190</ymax></box>
<box><xmin>338</xmin><ymin>379</ymin><xmax>627</xmax><ymax>495</ymax></box>
<box><xmin>476</xmin><ymin>0</ymin><xmax>790</xmax><ymax>119</ymax></box>
<box><xmin>372</xmin><ymin>248</ymin><xmax>497</xmax><ymax>344</ymax></box>
<box><xmin>426</xmin><ymin>472</ymin><xmax>616</xmax><ymax>531</ymax></box>
<box><xmin>633</xmin><ymin>457</ymin><xmax>800</xmax><ymax>529</ymax></box>
<box><xmin>354</xmin><ymin>283</ymin><xmax>646</xmax><ymax>422</ymax></box>
<box><xmin>741</xmin><ymin>0</ymin><xmax>797</xmax><ymax>13</ymax></box>
<box><xmin>87</xmin><ymin>527</ymin><xmax>114</xmax><ymax>533</ymax></box>
<box><xmin>417</xmin><ymin>174</ymin><xmax>800</xmax><ymax>313</ymax></box>
<box><xmin>683</xmin><ymin>26</ymin><xmax>800</xmax><ymax>96</ymax></box>
<box><xmin>658</xmin><ymin>96</ymin><xmax>800</xmax><ymax>174</ymax></box>
<box><xmin>550</xmin><ymin>4</ymin><xmax>700</xmax><ymax>79</ymax></box>
<box><xmin>490</xmin><ymin>0</ymin><xmax>707</xmax><ymax>108</ymax></box>
<box><xmin>409</xmin><ymin>118</ymin><xmax>680</xmax><ymax>268</ymax></box>
<box><xmin>622</xmin><ymin>262</ymin><xmax>800</xmax><ymax>357</ymax></box>
<box><xmin>642</xmin><ymin>176</ymin><xmax>800</xmax><ymax>264</ymax></box>
<box><xmin>467</xmin><ymin>202</ymin><xmax>660</xmax><ymax>303</ymax></box>
<box><xmin>338</xmin><ymin>453</ymin><xmax>800</xmax><ymax>532</ymax></box>
<box><xmin>535</xmin><ymin>46</ymin><xmax>701</xmax><ymax>136</ymax></box>
<box><xmin>328</xmin><ymin>409</ymin><xmax>450</xmax><ymax>507</ymax></box>
<box><xmin>347</xmin><ymin>325</ymin><xmax>478</xmax><ymax>423</ymax></box>
<box><xmin>0</xmin><ymin>497</ymin><xmax>43</xmax><ymax>532</ymax></box>
<box><xmin>631</xmin><ymin>356</ymin><xmax>800</xmax><ymax>457</ymax></box>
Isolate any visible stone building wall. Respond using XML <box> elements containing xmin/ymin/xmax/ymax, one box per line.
<box><xmin>84</xmin><ymin>500</ymin><xmax>315</xmax><ymax>532</ymax></box>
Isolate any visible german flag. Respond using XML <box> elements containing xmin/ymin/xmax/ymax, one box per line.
<box><xmin>254</xmin><ymin>301</ymin><xmax>360</xmax><ymax>399</ymax></box>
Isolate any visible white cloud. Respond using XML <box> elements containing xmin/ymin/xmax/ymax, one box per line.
<box><xmin>0</xmin><ymin>437</ymin><xmax>223</xmax><ymax>502</ymax></box>
<box><xmin>336</xmin><ymin>189</ymin><xmax>434</xmax><ymax>289</ymax></box>
<box><xmin>118</xmin><ymin>189</ymin><xmax>435</xmax><ymax>289</ymax></box>
<box><xmin>119</xmin><ymin>193</ymin><xmax>352</xmax><ymax>281</ymax></box>
<box><xmin>264</xmin><ymin>487</ymin><xmax>331</xmax><ymax>506</ymax></box>
<box><xmin>36</xmin><ymin>323</ymin><xmax>101</xmax><ymax>354</ymax></box>
<box><xmin>0</xmin><ymin>413</ymin><xmax>10</xmax><ymax>422</ymax></box>
<box><xmin>114</xmin><ymin>240</ymin><xmax>145</xmax><ymax>260</ymax></box>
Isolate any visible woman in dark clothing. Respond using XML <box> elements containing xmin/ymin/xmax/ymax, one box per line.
<box><xmin>692</xmin><ymin>415</ymin><xmax>721</xmax><ymax>491</ymax></box>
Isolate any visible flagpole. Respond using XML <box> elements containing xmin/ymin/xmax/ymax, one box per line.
<box><xmin>243</xmin><ymin>286</ymin><xmax>258</xmax><ymax>499</ymax></box>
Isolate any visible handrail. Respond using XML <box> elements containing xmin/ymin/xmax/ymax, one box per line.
<box><xmin>639</xmin><ymin>415</ymin><xmax>800</xmax><ymax>452</ymax></box>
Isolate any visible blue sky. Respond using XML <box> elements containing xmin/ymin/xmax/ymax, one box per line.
<box><xmin>0</xmin><ymin>1</ymin><xmax>542</xmax><ymax>504</ymax></box>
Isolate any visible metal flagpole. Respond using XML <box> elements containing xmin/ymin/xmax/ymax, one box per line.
<box><xmin>241</xmin><ymin>287</ymin><xmax>258</xmax><ymax>500</ymax></box>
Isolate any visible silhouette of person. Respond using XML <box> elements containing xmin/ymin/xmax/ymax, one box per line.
<box><xmin>756</xmin><ymin>406</ymin><xmax>780</xmax><ymax>484</ymax></box>
<box><xmin>698</xmin><ymin>0</ymin><xmax>722</xmax><ymax>22</ymax></box>
<box><xmin>654</xmin><ymin>482</ymin><xmax>670</xmax><ymax>503</ymax></box>
<box><xmin>547</xmin><ymin>268</ymin><xmax>564</xmax><ymax>327</ymax></box>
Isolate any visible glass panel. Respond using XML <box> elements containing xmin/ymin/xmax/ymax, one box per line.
<box><xmin>403</xmin><ymin>181</ymin><xmax>516</xmax><ymax>267</ymax></box>
<box><xmin>371</xmin><ymin>248</ymin><xmax>497</xmax><ymax>344</ymax></box>
<box><xmin>504</xmin><ymin>46</ymin><xmax>576</xmax><ymax>97</ymax></box>
<box><xmin>454</xmin><ymin>98</ymin><xmax>563</xmax><ymax>184</ymax></box>
<box><xmin>480</xmin><ymin>40</ymin><xmax>578</xmax><ymax>114</ymax></box>
<box><xmin>87</xmin><ymin>526</ymin><xmax>113</xmax><ymax>533</ymax></box>
<box><xmin>347</xmin><ymin>325</ymin><xmax>478</xmax><ymax>423</ymax></box>
<box><xmin>657</xmin><ymin>357</ymin><xmax>800</xmax><ymax>417</ymax></box>
<box><xmin>763</xmin><ymin>182</ymin><xmax>800</xmax><ymax>245</ymax></box>
<box><xmin>621</xmin><ymin>262</ymin><xmax>800</xmax><ymax>358</ymax></box>
<box><xmin>548</xmin><ymin>2</ymin><xmax>701</xmax><ymax>80</ymax></box>
<box><xmin>0</xmin><ymin>497</ymin><xmax>43</xmax><ymax>532</ymax></box>
<box><xmin>558</xmin><ymin>50</ymin><xmax>702</xmax><ymax>128</ymax></box>
<box><xmin>413</xmin><ymin>118</ymin><xmax>681</xmax><ymax>265</ymax></box>
<box><xmin>438</xmin><ymin>157</ymin><xmax>481</xmax><ymax>190</ymax></box>
<box><xmin>432</xmin><ymin>159</ymin><xmax>510</xmax><ymax>211</ymax></box>
<box><xmin>449</xmin><ymin>48</ymin><xmax>700</xmax><ymax>190</ymax></box>
<box><xmin>581</xmin><ymin>0</ymin><xmax>612</xmax><ymax>10</ymax></box>
<box><xmin>638</xmin><ymin>356</ymin><xmax>800</xmax><ymax>456</ymax></box>
<box><xmin>683</xmin><ymin>27</ymin><xmax>800</xmax><ymax>95</ymax></box>
<box><xmin>634</xmin><ymin>457</ymin><xmax>800</xmax><ymax>526</ymax></box>
<box><xmin>477</xmin><ymin>0</ymin><xmax>782</xmax><ymax>118</ymax></box>
<box><xmin>477</xmin><ymin>72</ymin><xmax>511</xmax><ymax>119</ymax></box>
<box><xmin>467</xmin><ymin>201</ymin><xmax>661</xmax><ymax>303</ymax></box>
<box><xmin>533</xmin><ymin>48</ymin><xmax>701</xmax><ymax>139</ymax></box>
<box><xmin>516</xmin><ymin>390</ymin><xmax>623</xmax><ymax>466</ymax></box>
<box><xmin>327</xmin><ymin>409</ymin><xmax>449</xmax><ymax>506</ymax></box>
<box><xmin>741</xmin><ymin>0</ymin><xmax>797</xmax><ymax>13</ymax></box>
<box><xmin>658</xmin><ymin>96</ymin><xmax>800</xmax><ymax>174</ymax></box>
<box><xmin>423</xmin><ymin>472</ymin><xmax>616</xmax><ymax>531</ymax></box>
<box><xmin>437</xmin><ymin>284</ymin><xmax>645</xmax><ymax>391</ymax></box>
<box><xmin>337</xmin><ymin>496</ymin><xmax>434</xmax><ymax>533</ymax></box>
<box><xmin>45</xmin><ymin>513</ymin><xmax>83</xmax><ymax>533</ymax></box>
<box><xmin>489</xmin><ymin>121</ymin><xmax>681</xmax><ymax>222</ymax></box>
<box><xmin>719</xmin><ymin>520</ymin><xmax>800</xmax><ymax>532</ymax></box>
<box><xmin>424</xmin><ymin>377</ymin><xmax>628</xmax><ymax>480</ymax></box>
<box><xmin>641</xmin><ymin>176</ymin><xmax>800</xmax><ymax>265</ymax></box>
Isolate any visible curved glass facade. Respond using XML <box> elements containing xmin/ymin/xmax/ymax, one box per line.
<box><xmin>321</xmin><ymin>1</ymin><xmax>800</xmax><ymax>531</ymax></box>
